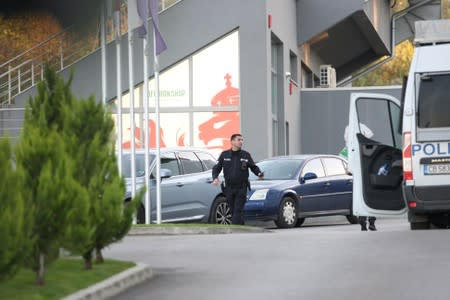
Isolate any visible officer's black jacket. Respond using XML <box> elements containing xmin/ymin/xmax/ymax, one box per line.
<box><xmin>212</xmin><ymin>149</ymin><xmax>262</xmax><ymax>187</ymax></box>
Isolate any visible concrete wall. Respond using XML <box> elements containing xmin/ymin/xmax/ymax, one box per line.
<box><xmin>267</xmin><ymin>0</ymin><xmax>301</xmax><ymax>156</ymax></box>
<box><xmin>300</xmin><ymin>86</ymin><xmax>401</xmax><ymax>155</ymax></box>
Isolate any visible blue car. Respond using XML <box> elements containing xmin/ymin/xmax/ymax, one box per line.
<box><xmin>244</xmin><ymin>155</ymin><xmax>358</xmax><ymax>228</ymax></box>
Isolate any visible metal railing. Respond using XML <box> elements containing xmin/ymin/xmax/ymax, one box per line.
<box><xmin>0</xmin><ymin>23</ymin><xmax>101</xmax><ymax>106</ymax></box>
<box><xmin>0</xmin><ymin>107</ymin><xmax>25</xmax><ymax>144</ymax></box>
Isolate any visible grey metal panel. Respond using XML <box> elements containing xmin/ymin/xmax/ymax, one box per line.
<box><xmin>297</xmin><ymin>0</ymin><xmax>365</xmax><ymax>44</ymax></box>
<box><xmin>300</xmin><ymin>87</ymin><xmax>402</xmax><ymax>155</ymax></box>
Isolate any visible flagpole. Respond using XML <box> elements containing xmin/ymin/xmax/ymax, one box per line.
<box><xmin>114</xmin><ymin>2</ymin><xmax>123</xmax><ymax>175</ymax></box>
<box><xmin>143</xmin><ymin>0</ymin><xmax>151</xmax><ymax>224</ymax></box>
<box><xmin>101</xmin><ymin>1</ymin><xmax>107</xmax><ymax>105</ymax></box>
<box><xmin>153</xmin><ymin>25</ymin><xmax>162</xmax><ymax>225</ymax></box>
<box><xmin>128</xmin><ymin>29</ymin><xmax>137</xmax><ymax>207</ymax></box>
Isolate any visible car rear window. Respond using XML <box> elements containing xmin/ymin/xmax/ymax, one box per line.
<box><xmin>195</xmin><ymin>151</ymin><xmax>217</xmax><ymax>170</ymax></box>
<box><xmin>417</xmin><ymin>73</ymin><xmax>450</xmax><ymax>128</ymax></box>
<box><xmin>322</xmin><ymin>158</ymin><xmax>346</xmax><ymax>176</ymax></box>
<box><xmin>178</xmin><ymin>151</ymin><xmax>204</xmax><ymax>174</ymax></box>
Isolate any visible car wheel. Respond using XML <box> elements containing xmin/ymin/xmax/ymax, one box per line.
<box><xmin>295</xmin><ymin>217</ymin><xmax>305</xmax><ymax>227</ymax></box>
<box><xmin>410</xmin><ymin>221</ymin><xmax>430</xmax><ymax>230</ymax></box>
<box><xmin>210</xmin><ymin>196</ymin><xmax>232</xmax><ymax>224</ymax></box>
<box><xmin>346</xmin><ymin>215</ymin><xmax>359</xmax><ymax>224</ymax></box>
<box><xmin>275</xmin><ymin>197</ymin><xmax>297</xmax><ymax>229</ymax></box>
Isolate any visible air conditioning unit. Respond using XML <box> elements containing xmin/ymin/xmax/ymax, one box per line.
<box><xmin>319</xmin><ymin>65</ymin><xmax>336</xmax><ymax>88</ymax></box>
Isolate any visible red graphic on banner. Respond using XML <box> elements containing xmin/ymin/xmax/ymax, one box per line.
<box><xmin>122</xmin><ymin>73</ymin><xmax>239</xmax><ymax>151</ymax></box>
<box><xmin>198</xmin><ymin>74</ymin><xmax>240</xmax><ymax>149</ymax></box>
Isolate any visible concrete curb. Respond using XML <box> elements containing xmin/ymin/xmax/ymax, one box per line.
<box><xmin>62</xmin><ymin>263</ymin><xmax>153</xmax><ymax>300</ymax></box>
<box><xmin>128</xmin><ymin>226</ymin><xmax>270</xmax><ymax>236</ymax></box>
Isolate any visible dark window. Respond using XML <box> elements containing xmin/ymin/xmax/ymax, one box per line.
<box><xmin>289</xmin><ymin>51</ymin><xmax>298</xmax><ymax>83</ymax></box>
<box><xmin>356</xmin><ymin>98</ymin><xmax>401</xmax><ymax>149</ymax></box>
<box><xmin>417</xmin><ymin>73</ymin><xmax>450</xmax><ymax>128</ymax></box>
<box><xmin>195</xmin><ymin>151</ymin><xmax>217</xmax><ymax>170</ymax></box>
<box><xmin>152</xmin><ymin>152</ymin><xmax>180</xmax><ymax>178</ymax></box>
<box><xmin>322</xmin><ymin>158</ymin><xmax>346</xmax><ymax>176</ymax></box>
<box><xmin>178</xmin><ymin>151</ymin><xmax>204</xmax><ymax>174</ymax></box>
<box><xmin>301</xmin><ymin>159</ymin><xmax>325</xmax><ymax>178</ymax></box>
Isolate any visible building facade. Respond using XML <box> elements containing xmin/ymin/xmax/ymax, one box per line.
<box><xmin>7</xmin><ymin>0</ymin><xmax>438</xmax><ymax>160</ymax></box>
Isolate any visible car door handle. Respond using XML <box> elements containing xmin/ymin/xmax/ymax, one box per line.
<box><xmin>323</xmin><ymin>182</ymin><xmax>331</xmax><ymax>187</ymax></box>
<box><xmin>347</xmin><ymin>179</ymin><xmax>353</xmax><ymax>185</ymax></box>
<box><xmin>176</xmin><ymin>182</ymin><xmax>184</xmax><ymax>187</ymax></box>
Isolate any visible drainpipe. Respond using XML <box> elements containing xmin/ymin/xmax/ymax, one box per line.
<box><xmin>337</xmin><ymin>0</ymin><xmax>435</xmax><ymax>87</ymax></box>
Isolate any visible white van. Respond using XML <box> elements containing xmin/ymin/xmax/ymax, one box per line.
<box><xmin>347</xmin><ymin>20</ymin><xmax>450</xmax><ymax>230</ymax></box>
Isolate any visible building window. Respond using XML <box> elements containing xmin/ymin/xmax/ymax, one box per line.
<box><xmin>271</xmin><ymin>33</ymin><xmax>283</xmax><ymax>156</ymax></box>
<box><xmin>289</xmin><ymin>51</ymin><xmax>298</xmax><ymax>83</ymax></box>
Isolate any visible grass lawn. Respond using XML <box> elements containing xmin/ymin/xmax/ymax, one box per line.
<box><xmin>0</xmin><ymin>258</ymin><xmax>135</xmax><ymax>300</ymax></box>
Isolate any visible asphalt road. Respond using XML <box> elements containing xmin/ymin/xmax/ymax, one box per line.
<box><xmin>106</xmin><ymin>216</ymin><xmax>450</xmax><ymax>300</ymax></box>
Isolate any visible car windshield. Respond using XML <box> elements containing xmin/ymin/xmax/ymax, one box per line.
<box><xmin>122</xmin><ymin>153</ymin><xmax>155</xmax><ymax>178</ymax></box>
<box><xmin>250</xmin><ymin>159</ymin><xmax>304</xmax><ymax>180</ymax></box>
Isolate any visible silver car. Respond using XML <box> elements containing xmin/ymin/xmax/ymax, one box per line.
<box><xmin>122</xmin><ymin>148</ymin><xmax>230</xmax><ymax>224</ymax></box>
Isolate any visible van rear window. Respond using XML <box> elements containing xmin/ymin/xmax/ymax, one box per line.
<box><xmin>418</xmin><ymin>74</ymin><xmax>450</xmax><ymax>128</ymax></box>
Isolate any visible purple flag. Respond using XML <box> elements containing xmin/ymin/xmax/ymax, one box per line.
<box><xmin>128</xmin><ymin>0</ymin><xmax>148</xmax><ymax>39</ymax></box>
<box><xmin>149</xmin><ymin>0</ymin><xmax>167</xmax><ymax>55</ymax></box>
<box><xmin>136</xmin><ymin>0</ymin><xmax>148</xmax><ymax>38</ymax></box>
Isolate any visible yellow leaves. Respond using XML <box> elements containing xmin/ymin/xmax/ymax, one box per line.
<box><xmin>353</xmin><ymin>39</ymin><xmax>414</xmax><ymax>87</ymax></box>
<box><xmin>0</xmin><ymin>13</ymin><xmax>62</xmax><ymax>64</ymax></box>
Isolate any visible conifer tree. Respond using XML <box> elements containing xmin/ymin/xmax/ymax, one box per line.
<box><xmin>65</xmin><ymin>97</ymin><xmax>142</xmax><ymax>269</ymax></box>
<box><xmin>0</xmin><ymin>137</ymin><xmax>30</xmax><ymax>282</ymax></box>
<box><xmin>15</xmin><ymin>68</ymin><xmax>90</xmax><ymax>285</ymax></box>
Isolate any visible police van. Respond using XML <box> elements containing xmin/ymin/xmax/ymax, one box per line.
<box><xmin>347</xmin><ymin>20</ymin><xmax>450</xmax><ymax>230</ymax></box>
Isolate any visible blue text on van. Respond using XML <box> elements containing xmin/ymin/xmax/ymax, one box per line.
<box><xmin>412</xmin><ymin>143</ymin><xmax>450</xmax><ymax>156</ymax></box>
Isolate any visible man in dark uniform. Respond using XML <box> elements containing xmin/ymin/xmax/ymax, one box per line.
<box><xmin>212</xmin><ymin>133</ymin><xmax>264</xmax><ymax>225</ymax></box>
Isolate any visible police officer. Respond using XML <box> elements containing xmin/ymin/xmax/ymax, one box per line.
<box><xmin>212</xmin><ymin>133</ymin><xmax>264</xmax><ymax>225</ymax></box>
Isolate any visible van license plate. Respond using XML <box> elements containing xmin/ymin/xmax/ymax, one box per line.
<box><xmin>424</xmin><ymin>164</ymin><xmax>450</xmax><ymax>175</ymax></box>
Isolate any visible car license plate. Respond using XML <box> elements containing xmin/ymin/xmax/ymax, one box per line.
<box><xmin>424</xmin><ymin>164</ymin><xmax>450</xmax><ymax>175</ymax></box>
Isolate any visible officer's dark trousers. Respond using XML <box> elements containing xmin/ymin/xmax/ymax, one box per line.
<box><xmin>225</xmin><ymin>185</ymin><xmax>247</xmax><ymax>225</ymax></box>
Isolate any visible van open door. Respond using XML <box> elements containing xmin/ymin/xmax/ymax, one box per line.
<box><xmin>347</xmin><ymin>93</ymin><xmax>408</xmax><ymax>217</ymax></box>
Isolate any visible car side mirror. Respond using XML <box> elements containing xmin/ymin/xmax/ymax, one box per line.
<box><xmin>301</xmin><ymin>172</ymin><xmax>318</xmax><ymax>184</ymax></box>
<box><xmin>160</xmin><ymin>168</ymin><xmax>172</xmax><ymax>179</ymax></box>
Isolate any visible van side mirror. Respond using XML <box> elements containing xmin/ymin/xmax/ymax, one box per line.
<box><xmin>301</xmin><ymin>172</ymin><xmax>318</xmax><ymax>183</ymax></box>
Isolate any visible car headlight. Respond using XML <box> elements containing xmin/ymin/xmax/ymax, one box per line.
<box><xmin>249</xmin><ymin>189</ymin><xmax>269</xmax><ymax>201</ymax></box>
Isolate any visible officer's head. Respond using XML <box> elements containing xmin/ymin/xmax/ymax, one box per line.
<box><xmin>230</xmin><ymin>133</ymin><xmax>243</xmax><ymax>150</ymax></box>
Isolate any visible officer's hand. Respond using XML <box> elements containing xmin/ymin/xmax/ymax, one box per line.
<box><xmin>258</xmin><ymin>175</ymin><xmax>264</xmax><ymax>180</ymax></box>
<box><xmin>212</xmin><ymin>178</ymin><xmax>221</xmax><ymax>186</ymax></box>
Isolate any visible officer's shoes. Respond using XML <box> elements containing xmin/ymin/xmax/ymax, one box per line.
<box><xmin>368</xmin><ymin>224</ymin><xmax>377</xmax><ymax>231</ymax></box>
<box><xmin>360</xmin><ymin>224</ymin><xmax>368</xmax><ymax>231</ymax></box>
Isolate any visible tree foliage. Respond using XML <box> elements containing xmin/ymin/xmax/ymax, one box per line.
<box><xmin>65</xmin><ymin>96</ymin><xmax>142</xmax><ymax>269</ymax></box>
<box><xmin>0</xmin><ymin>13</ymin><xmax>62</xmax><ymax>65</ymax></box>
<box><xmin>353</xmin><ymin>40</ymin><xmax>414</xmax><ymax>87</ymax></box>
<box><xmin>0</xmin><ymin>137</ymin><xmax>31</xmax><ymax>282</ymax></box>
<box><xmin>15</xmin><ymin>68</ymin><xmax>90</xmax><ymax>285</ymax></box>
